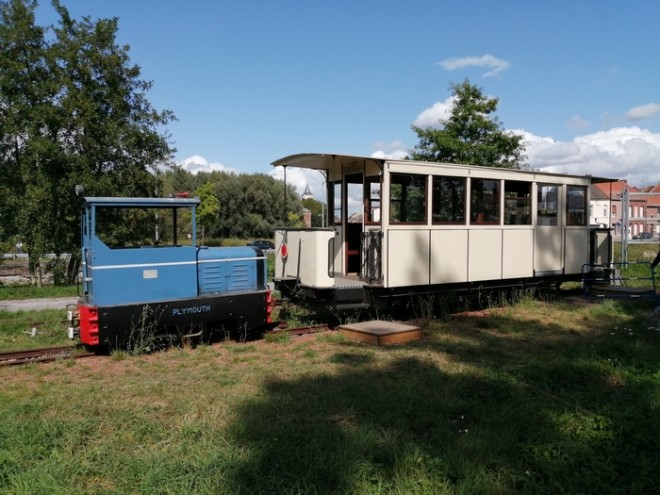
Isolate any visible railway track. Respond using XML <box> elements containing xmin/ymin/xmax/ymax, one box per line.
<box><xmin>0</xmin><ymin>345</ymin><xmax>93</xmax><ymax>366</ymax></box>
<box><xmin>0</xmin><ymin>325</ymin><xmax>327</xmax><ymax>366</ymax></box>
<box><xmin>271</xmin><ymin>323</ymin><xmax>331</xmax><ymax>336</ymax></box>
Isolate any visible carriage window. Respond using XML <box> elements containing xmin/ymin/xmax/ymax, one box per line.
<box><xmin>432</xmin><ymin>176</ymin><xmax>465</xmax><ymax>224</ymax></box>
<box><xmin>504</xmin><ymin>181</ymin><xmax>531</xmax><ymax>225</ymax></box>
<box><xmin>470</xmin><ymin>179</ymin><xmax>500</xmax><ymax>225</ymax></box>
<box><xmin>365</xmin><ymin>176</ymin><xmax>381</xmax><ymax>223</ymax></box>
<box><xmin>389</xmin><ymin>173</ymin><xmax>427</xmax><ymax>224</ymax></box>
<box><xmin>333</xmin><ymin>181</ymin><xmax>342</xmax><ymax>224</ymax></box>
<box><xmin>567</xmin><ymin>185</ymin><xmax>587</xmax><ymax>225</ymax></box>
<box><xmin>537</xmin><ymin>184</ymin><xmax>558</xmax><ymax>226</ymax></box>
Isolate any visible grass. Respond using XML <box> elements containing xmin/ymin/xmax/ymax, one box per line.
<box><xmin>0</xmin><ymin>285</ymin><xmax>78</xmax><ymax>301</ymax></box>
<box><xmin>0</xmin><ymin>309</ymin><xmax>74</xmax><ymax>351</ymax></box>
<box><xmin>612</xmin><ymin>241</ymin><xmax>659</xmax><ymax>263</ymax></box>
<box><xmin>1</xmin><ymin>296</ymin><xmax>659</xmax><ymax>494</ymax></box>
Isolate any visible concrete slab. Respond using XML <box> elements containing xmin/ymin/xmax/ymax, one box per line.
<box><xmin>0</xmin><ymin>297</ymin><xmax>78</xmax><ymax>313</ymax></box>
<box><xmin>339</xmin><ymin>320</ymin><xmax>421</xmax><ymax>346</ymax></box>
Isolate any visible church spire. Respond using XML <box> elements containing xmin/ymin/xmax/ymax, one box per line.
<box><xmin>302</xmin><ymin>183</ymin><xmax>313</xmax><ymax>200</ymax></box>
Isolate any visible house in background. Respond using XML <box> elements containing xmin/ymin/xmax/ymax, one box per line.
<box><xmin>589</xmin><ymin>184</ymin><xmax>612</xmax><ymax>228</ymax></box>
<box><xmin>591</xmin><ymin>180</ymin><xmax>660</xmax><ymax>238</ymax></box>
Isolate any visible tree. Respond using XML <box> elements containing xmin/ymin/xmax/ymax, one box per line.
<box><xmin>0</xmin><ymin>0</ymin><xmax>50</xmax><ymax>281</ymax></box>
<box><xmin>302</xmin><ymin>197</ymin><xmax>325</xmax><ymax>227</ymax></box>
<box><xmin>161</xmin><ymin>168</ymin><xmax>304</xmax><ymax>240</ymax></box>
<box><xmin>410</xmin><ymin>79</ymin><xmax>526</xmax><ymax>169</ymax></box>
<box><xmin>0</xmin><ymin>0</ymin><xmax>175</xmax><ymax>285</ymax></box>
<box><xmin>195</xmin><ymin>181</ymin><xmax>219</xmax><ymax>238</ymax></box>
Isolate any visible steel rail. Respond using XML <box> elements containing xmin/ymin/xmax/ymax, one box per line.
<box><xmin>0</xmin><ymin>345</ymin><xmax>93</xmax><ymax>366</ymax></box>
<box><xmin>271</xmin><ymin>323</ymin><xmax>331</xmax><ymax>336</ymax></box>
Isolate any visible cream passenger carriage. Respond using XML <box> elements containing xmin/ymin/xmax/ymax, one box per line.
<box><xmin>272</xmin><ymin>153</ymin><xmax>614</xmax><ymax>309</ymax></box>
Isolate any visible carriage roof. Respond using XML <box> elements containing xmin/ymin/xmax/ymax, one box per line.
<box><xmin>271</xmin><ymin>153</ymin><xmax>616</xmax><ymax>184</ymax></box>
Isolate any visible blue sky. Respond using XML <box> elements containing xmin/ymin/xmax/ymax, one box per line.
<box><xmin>36</xmin><ymin>0</ymin><xmax>660</xmax><ymax>194</ymax></box>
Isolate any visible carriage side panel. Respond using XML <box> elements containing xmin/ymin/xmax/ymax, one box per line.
<box><xmin>430</xmin><ymin>230</ymin><xmax>468</xmax><ymax>284</ymax></box>
<box><xmin>387</xmin><ymin>229</ymin><xmax>430</xmax><ymax>287</ymax></box>
<box><xmin>502</xmin><ymin>229</ymin><xmax>534</xmax><ymax>279</ymax></box>
<box><xmin>468</xmin><ymin>230</ymin><xmax>503</xmax><ymax>282</ymax></box>
<box><xmin>535</xmin><ymin>227</ymin><xmax>563</xmax><ymax>273</ymax></box>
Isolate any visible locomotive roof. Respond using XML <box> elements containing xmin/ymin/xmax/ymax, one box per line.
<box><xmin>81</xmin><ymin>196</ymin><xmax>201</xmax><ymax>208</ymax></box>
<box><xmin>271</xmin><ymin>153</ymin><xmax>616</xmax><ymax>184</ymax></box>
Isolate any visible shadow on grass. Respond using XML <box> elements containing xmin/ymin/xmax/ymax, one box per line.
<box><xmin>222</xmin><ymin>300</ymin><xmax>660</xmax><ymax>494</ymax></box>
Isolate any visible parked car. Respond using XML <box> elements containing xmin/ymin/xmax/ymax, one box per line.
<box><xmin>632</xmin><ymin>232</ymin><xmax>654</xmax><ymax>240</ymax></box>
<box><xmin>247</xmin><ymin>240</ymin><xmax>275</xmax><ymax>251</ymax></box>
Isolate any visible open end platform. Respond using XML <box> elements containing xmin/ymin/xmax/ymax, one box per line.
<box><xmin>338</xmin><ymin>320</ymin><xmax>422</xmax><ymax>346</ymax></box>
<box><xmin>588</xmin><ymin>286</ymin><xmax>658</xmax><ymax>299</ymax></box>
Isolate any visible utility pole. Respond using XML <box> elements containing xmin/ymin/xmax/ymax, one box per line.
<box><xmin>621</xmin><ymin>186</ymin><xmax>629</xmax><ymax>263</ymax></box>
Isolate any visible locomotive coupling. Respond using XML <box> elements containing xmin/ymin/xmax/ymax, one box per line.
<box><xmin>66</xmin><ymin>304</ymin><xmax>80</xmax><ymax>340</ymax></box>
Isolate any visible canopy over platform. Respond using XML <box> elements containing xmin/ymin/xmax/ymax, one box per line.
<box><xmin>271</xmin><ymin>152</ymin><xmax>617</xmax><ymax>184</ymax></box>
<box><xmin>271</xmin><ymin>153</ymin><xmax>384</xmax><ymax>174</ymax></box>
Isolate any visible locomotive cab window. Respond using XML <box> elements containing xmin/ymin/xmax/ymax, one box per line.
<box><xmin>432</xmin><ymin>176</ymin><xmax>466</xmax><ymax>224</ymax></box>
<box><xmin>389</xmin><ymin>173</ymin><xmax>427</xmax><ymax>224</ymax></box>
<box><xmin>95</xmin><ymin>206</ymin><xmax>191</xmax><ymax>248</ymax></box>
<box><xmin>567</xmin><ymin>185</ymin><xmax>587</xmax><ymax>226</ymax></box>
<box><xmin>504</xmin><ymin>181</ymin><xmax>531</xmax><ymax>225</ymax></box>
<box><xmin>470</xmin><ymin>179</ymin><xmax>500</xmax><ymax>225</ymax></box>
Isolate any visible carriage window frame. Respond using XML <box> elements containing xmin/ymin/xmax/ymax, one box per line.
<box><xmin>389</xmin><ymin>173</ymin><xmax>427</xmax><ymax>224</ymax></box>
<box><xmin>567</xmin><ymin>185</ymin><xmax>588</xmax><ymax>226</ymax></box>
<box><xmin>470</xmin><ymin>178</ymin><xmax>500</xmax><ymax>225</ymax></box>
<box><xmin>432</xmin><ymin>176</ymin><xmax>466</xmax><ymax>225</ymax></box>
<box><xmin>332</xmin><ymin>181</ymin><xmax>342</xmax><ymax>225</ymax></box>
<box><xmin>537</xmin><ymin>184</ymin><xmax>559</xmax><ymax>226</ymax></box>
<box><xmin>364</xmin><ymin>176</ymin><xmax>381</xmax><ymax>224</ymax></box>
<box><xmin>504</xmin><ymin>180</ymin><xmax>531</xmax><ymax>225</ymax></box>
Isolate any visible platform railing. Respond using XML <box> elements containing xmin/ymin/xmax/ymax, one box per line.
<box><xmin>581</xmin><ymin>261</ymin><xmax>657</xmax><ymax>299</ymax></box>
<box><xmin>360</xmin><ymin>230</ymin><xmax>383</xmax><ymax>285</ymax></box>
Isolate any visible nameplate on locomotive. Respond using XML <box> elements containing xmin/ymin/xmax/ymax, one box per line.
<box><xmin>172</xmin><ymin>305</ymin><xmax>212</xmax><ymax>317</ymax></box>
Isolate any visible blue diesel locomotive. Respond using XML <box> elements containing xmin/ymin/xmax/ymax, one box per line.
<box><xmin>67</xmin><ymin>195</ymin><xmax>272</xmax><ymax>348</ymax></box>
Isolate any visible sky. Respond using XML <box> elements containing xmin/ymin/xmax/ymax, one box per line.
<box><xmin>35</xmin><ymin>0</ymin><xmax>660</xmax><ymax>197</ymax></box>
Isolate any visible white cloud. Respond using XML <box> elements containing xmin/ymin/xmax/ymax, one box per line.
<box><xmin>521</xmin><ymin>126</ymin><xmax>660</xmax><ymax>186</ymax></box>
<box><xmin>371</xmin><ymin>140</ymin><xmax>408</xmax><ymax>160</ymax></box>
<box><xmin>624</xmin><ymin>102</ymin><xmax>660</xmax><ymax>121</ymax></box>
<box><xmin>183</xmin><ymin>125</ymin><xmax>660</xmax><ymax>207</ymax></box>
<box><xmin>269</xmin><ymin>166</ymin><xmax>327</xmax><ymax>199</ymax></box>
<box><xmin>370</xmin><ymin>149</ymin><xmax>408</xmax><ymax>160</ymax></box>
<box><xmin>178</xmin><ymin>155</ymin><xmax>238</xmax><ymax>175</ymax></box>
<box><xmin>439</xmin><ymin>54</ymin><xmax>511</xmax><ymax>78</ymax></box>
<box><xmin>412</xmin><ymin>96</ymin><xmax>455</xmax><ymax>128</ymax></box>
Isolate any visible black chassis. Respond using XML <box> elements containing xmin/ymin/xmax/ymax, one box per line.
<box><xmin>88</xmin><ymin>290</ymin><xmax>271</xmax><ymax>348</ymax></box>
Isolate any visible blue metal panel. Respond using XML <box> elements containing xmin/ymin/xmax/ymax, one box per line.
<box><xmin>198</xmin><ymin>246</ymin><xmax>265</xmax><ymax>294</ymax></box>
<box><xmin>88</xmin><ymin>246</ymin><xmax>198</xmax><ymax>307</ymax></box>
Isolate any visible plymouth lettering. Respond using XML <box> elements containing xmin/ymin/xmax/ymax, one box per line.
<box><xmin>172</xmin><ymin>305</ymin><xmax>212</xmax><ymax>317</ymax></box>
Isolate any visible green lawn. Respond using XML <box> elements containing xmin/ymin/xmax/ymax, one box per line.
<box><xmin>0</xmin><ymin>285</ymin><xmax>78</xmax><ymax>301</ymax></box>
<box><xmin>1</xmin><ymin>297</ymin><xmax>658</xmax><ymax>494</ymax></box>
<box><xmin>0</xmin><ymin>309</ymin><xmax>74</xmax><ymax>351</ymax></box>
